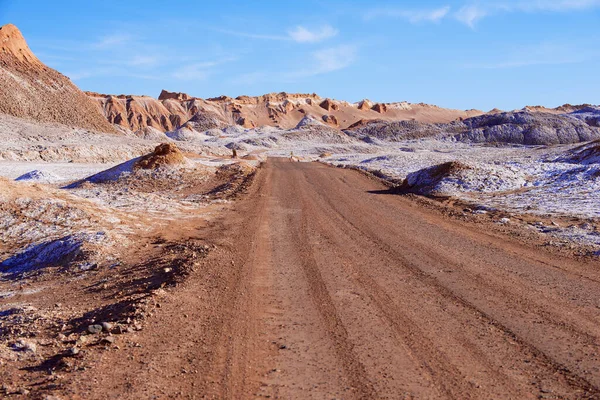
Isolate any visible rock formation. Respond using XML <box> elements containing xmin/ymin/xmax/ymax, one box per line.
<box><xmin>322</xmin><ymin>114</ymin><xmax>339</xmax><ymax>127</ymax></box>
<box><xmin>158</xmin><ymin>90</ymin><xmax>191</xmax><ymax>101</ymax></box>
<box><xmin>372</xmin><ymin>103</ymin><xmax>387</xmax><ymax>113</ymax></box>
<box><xmin>134</xmin><ymin>143</ymin><xmax>187</xmax><ymax>170</ymax></box>
<box><xmin>0</xmin><ymin>24</ymin><xmax>115</xmax><ymax>132</ymax></box>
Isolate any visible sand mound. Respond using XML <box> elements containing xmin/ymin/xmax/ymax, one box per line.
<box><xmin>400</xmin><ymin>162</ymin><xmax>471</xmax><ymax>195</ymax></box>
<box><xmin>0</xmin><ymin>24</ymin><xmax>115</xmax><ymax>133</ymax></box>
<box><xmin>76</xmin><ymin>144</ymin><xmax>189</xmax><ymax>184</ymax></box>
<box><xmin>558</xmin><ymin>140</ymin><xmax>600</xmax><ymax>165</ymax></box>
<box><xmin>15</xmin><ymin>170</ymin><xmax>63</xmax><ymax>183</ymax></box>
<box><xmin>134</xmin><ymin>143</ymin><xmax>187</xmax><ymax>170</ymax></box>
<box><xmin>399</xmin><ymin>161</ymin><xmax>526</xmax><ymax>196</ymax></box>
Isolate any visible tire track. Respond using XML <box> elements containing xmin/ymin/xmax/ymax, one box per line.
<box><xmin>301</xmin><ymin>164</ymin><xmax>600</xmax><ymax>397</ymax></box>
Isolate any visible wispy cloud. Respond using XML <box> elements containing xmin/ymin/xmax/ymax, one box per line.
<box><xmin>93</xmin><ymin>33</ymin><xmax>133</xmax><ymax>49</ymax></box>
<box><xmin>463</xmin><ymin>42</ymin><xmax>595</xmax><ymax>68</ymax></box>
<box><xmin>454</xmin><ymin>5</ymin><xmax>489</xmax><ymax>28</ymax></box>
<box><xmin>229</xmin><ymin>44</ymin><xmax>358</xmax><ymax>85</ymax></box>
<box><xmin>213</xmin><ymin>28</ymin><xmax>288</xmax><ymax>41</ymax></box>
<box><xmin>65</xmin><ymin>67</ymin><xmax>160</xmax><ymax>81</ymax></box>
<box><xmin>172</xmin><ymin>57</ymin><xmax>237</xmax><ymax>80</ymax></box>
<box><xmin>127</xmin><ymin>55</ymin><xmax>160</xmax><ymax>67</ymax></box>
<box><xmin>215</xmin><ymin>25</ymin><xmax>338</xmax><ymax>43</ymax></box>
<box><xmin>365</xmin><ymin>6</ymin><xmax>451</xmax><ymax>23</ymax></box>
<box><xmin>285</xmin><ymin>44</ymin><xmax>358</xmax><ymax>79</ymax></box>
<box><xmin>287</xmin><ymin>25</ymin><xmax>338</xmax><ymax>43</ymax></box>
<box><xmin>455</xmin><ymin>0</ymin><xmax>600</xmax><ymax>27</ymax></box>
<box><xmin>312</xmin><ymin>45</ymin><xmax>357</xmax><ymax>73</ymax></box>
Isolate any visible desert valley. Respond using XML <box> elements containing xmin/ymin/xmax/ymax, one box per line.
<box><xmin>1</xmin><ymin>20</ymin><xmax>600</xmax><ymax>399</ymax></box>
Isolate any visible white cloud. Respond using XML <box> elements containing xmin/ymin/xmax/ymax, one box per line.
<box><xmin>287</xmin><ymin>25</ymin><xmax>338</xmax><ymax>43</ymax></box>
<box><xmin>65</xmin><ymin>67</ymin><xmax>160</xmax><ymax>81</ymax></box>
<box><xmin>312</xmin><ymin>45</ymin><xmax>357</xmax><ymax>73</ymax></box>
<box><xmin>215</xmin><ymin>25</ymin><xmax>338</xmax><ymax>43</ymax></box>
<box><xmin>455</xmin><ymin>0</ymin><xmax>600</xmax><ymax>27</ymax></box>
<box><xmin>365</xmin><ymin>6</ymin><xmax>451</xmax><ymax>23</ymax></box>
<box><xmin>455</xmin><ymin>5</ymin><xmax>489</xmax><ymax>27</ymax></box>
<box><xmin>214</xmin><ymin>28</ymin><xmax>288</xmax><ymax>41</ymax></box>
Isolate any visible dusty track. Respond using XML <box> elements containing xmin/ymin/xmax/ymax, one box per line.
<box><xmin>65</xmin><ymin>158</ymin><xmax>600</xmax><ymax>399</ymax></box>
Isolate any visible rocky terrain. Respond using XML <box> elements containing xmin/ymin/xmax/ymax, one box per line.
<box><xmin>347</xmin><ymin>108</ymin><xmax>600</xmax><ymax>145</ymax></box>
<box><xmin>0</xmin><ymin>25</ymin><xmax>115</xmax><ymax>133</ymax></box>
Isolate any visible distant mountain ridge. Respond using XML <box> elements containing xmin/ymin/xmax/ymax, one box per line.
<box><xmin>86</xmin><ymin>89</ymin><xmax>484</xmax><ymax>133</ymax></box>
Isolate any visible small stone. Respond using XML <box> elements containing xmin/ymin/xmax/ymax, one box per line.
<box><xmin>101</xmin><ymin>336</ymin><xmax>115</xmax><ymax>345</ymax></box>
<box><xmin>12</xmin><ymin>339</ymin><xmax>36</xmax><ymax>353</ymax></box>
<box><xmin>68</xmin><ymin>347</ymin><xmax>80</xmax><ymax>356</ymax></box>
<box><xmin>87</xmin><ymin>324</ymin><xmax>103</xmax><ymax>334</ymax></box>
<box><xmin>163</xmin><ymin>267</ymin><xmax>172</xmax><ymax>273</ymax></box>
<box><xmin>499</xmin><ymin>218</ymin><xmax>510</xmax><ymax>224</ymax></box>
<box><xmin>101</xmin><ymin>322</ymin><xmax>113</xmax><ymax>332</ymax></box>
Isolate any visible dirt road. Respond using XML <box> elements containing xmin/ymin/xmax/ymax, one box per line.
<box><xmin>66</xmin><ymin>158</ymin><xmax>600</xmax><ymax>399</ymax></box>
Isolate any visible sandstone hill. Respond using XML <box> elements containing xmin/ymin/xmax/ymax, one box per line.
<box><xmin>0</xmin><ymin>24</ymin><xmax>115</xmax><ymax>133</ymax></box>
<box><xmin>88</xmin><ymin>89</ymin><xmax>485</xmax><ymax>133</ymax></box>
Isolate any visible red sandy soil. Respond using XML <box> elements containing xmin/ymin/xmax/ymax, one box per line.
<box><xmin>4</xmin><ymin>159</ymin><xmax>599</xmax><ymax>399</ymax></box>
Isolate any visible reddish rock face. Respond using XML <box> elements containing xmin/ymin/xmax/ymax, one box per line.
<box><xmin>0</xmin><ymin>24</ymin><xmax>116</xmax><ymax>133</ymax></box>
<box><xmin>372</xmin><ymin>103</ymin><xmax>388</xmax><ymax>114</ymax></box>
<box><xmin>357</xmin><ymin>99</ymin><xmax>373</xmax><ymax>111</ymax></box>
<box><xmin>319</xmin><ymin>99</ymin><xmax>340</xmax><ymax>111</ymax></box>
<box><xmin>158</xmin><ymin>90</ymin><xmax>191</xmax><ymax>101</ymax></box>
<box><xmin>322</xmin><ymin>114</ymin><xmax>339</xmax><ymax>127</ymax></box>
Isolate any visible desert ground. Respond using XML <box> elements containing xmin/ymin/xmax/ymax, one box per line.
<box><xmin>1</xmin><ymin>22</ymin><xmax>600</xmax><ymax>399</ymax></box>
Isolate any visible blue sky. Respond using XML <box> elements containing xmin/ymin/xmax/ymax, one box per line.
<box><xmin>1</xmin><ymin>0</ymin><xmax>598</xmax><ymax>110</ymax></box>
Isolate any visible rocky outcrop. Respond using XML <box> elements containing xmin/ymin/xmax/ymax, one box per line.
<box><xmin>322</xmin><ymin>115</ymin><xmax>339</xmax><ymax>127</ymax></box>
<box><xmin>319</xmin><ymin>99</ymin><xmax>339</xmax><ymax>111</ymax></box>
<box><xmin>453</xmin><ymin>111</ymin><xmax>600</xmax><ymax>145</ymax></box>
<box><xmin>158</xmin><ymin>90</ymin><xmax>191</xmax><ymax>101</ymax></box>
<box><xmin>134</xmin><ymin>143</ymin><xmax>187</xmax><ymax>170</ymax></box>
<box><xmin>347</xmin><ymin>110</ymin><xmax>600</xmax><ymax>146</ymax></box>
<box><xmin>567</xmin><ymin>106</ymin><xmax>600</xmax><ymax>128</ymax></box>
<box><xmin>0</xmin><ymin>24</ymin><xmax>116</xmax><ymax>133</ymax></box>
<box><xmin>372</xmin><ymin>103</ymin><xmax>387</xmax><ymax>113</ymax></box>
<box><xmin>357</xmin><ymin>99</ymin><xmax>373</xmax><ymax>111</ymax></box>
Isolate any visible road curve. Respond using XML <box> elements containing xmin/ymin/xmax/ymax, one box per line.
<box><xmin>68</xmin><ymin>158</ymin><xmax>600</xmax><ymax>399</ymax></box>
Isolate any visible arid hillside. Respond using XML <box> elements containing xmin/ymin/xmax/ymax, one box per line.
<box><xmin>87</xmin><ymin>89</ymin><xmax>485</xmax><ymax>132</ymax></box>
<box><xmin>0</xmin><ymin>24</ymin><xmax>115</xmax><ymax>133</ymax></box>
